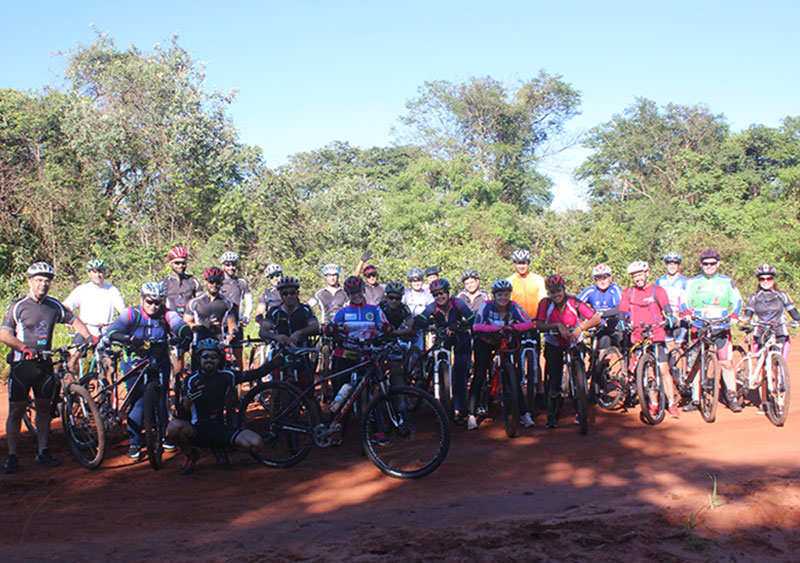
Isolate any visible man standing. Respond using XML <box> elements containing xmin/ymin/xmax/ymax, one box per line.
<box><xmin>161</xmin><ymin>246</ymin><xmax>201</xmax><ymax>380</ymax></box>
<box><xmin>308</xmin><ymin>264</ymin><xmax>348</xmax><ymax>324</ymax></box>
<box><xmin>655</xmin><ymin>252</ymin><xmax>688</xmax><ymax>352</ymax></box>
<box><xmin>1</xmin><ymin>262</ymin><xmax>95</xmax><ymax>473</ymax></box>
<box><xmin>219</xmin><ymin>251</ymin><xmax>253</xmax><ymax>369</ymax></box>
<box><xmin>456</xmin><ymin>270</ymin><xmax>490</xmax><ymax>315</ymax></box>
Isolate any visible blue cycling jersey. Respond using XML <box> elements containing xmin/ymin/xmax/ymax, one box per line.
<box><xmin>577</xmin><ymin>283</ymin><xmax>622</xmax><ymax>328</ymax></box>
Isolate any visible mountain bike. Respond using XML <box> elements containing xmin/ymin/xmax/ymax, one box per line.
<box><xmin>483</xmin><ymin>329</ymin><xmax>522</xmax><ymax>437</ymax></box>
<box><xmin>519</xmin><ymin>330</ymin><xmax>541</xmax><ymax>416</ymax></box>
<box><xmin>237</xmin><ymin>335</ymin><xmax>450</xmax><ymax>479</ymax></box>
<box><xmin>407</xmin><ymin>325</ymin><xmax>462</xmax><ymax>419</ymax></box>
<box><xmin>545</xmin><ymin>331</ymin><xmax>591</xmax><ymax>435</ymax></box>
<box><xmin>732</xmin><ymin>321</ymin><xmax>796</xmax><ymax>426</ymax></box>
<box><xmin>630</xmin><ymin>322</ymin><xmax>670</xmax><ymax>425</ymax></box>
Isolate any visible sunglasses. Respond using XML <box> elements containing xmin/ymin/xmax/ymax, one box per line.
<box><xmin>594</xmin><ymin>274</ymin><xmax>611</xmax><ymax>281</ymax></box>
<box><xmin>206</xmin><ymin>278</ymin><xmax>222</xmax><ymax>285</ymax></box>
<box><xmin>144</xmin><ymin>298</ymin><xmax>162</xmax><ymax>306</ymax></box>
<box><xmin>386</xmin><ymin>295</ymin><xmax>401</xmax><ymax>301</ymax></box>
<box><xmin>432</xmin><ymin>291</ymin><xmax>448</xmax><ymax>298</ymax></box>
<box><xmin>171</xmin><ymin>260</ymin><xmax>187</xmax><ymax>266</ymax></box>
<box><xmin>364</xmin><ymin>272</ymin><xmax>378</xmax><ymax>277</ymax></box>
<box><xmin>758</xmin><ymin>276</ymin><xmax>774</xmax><ymax>282</ymax></box>
<box><xmin>268</xmin><ymin>273</ymin><xmax>282</xmax><ymax>279</ymax></box>
<box><xmin>280</xmin><ymin>290</ymin><xmax>298</xmax><ymax>297</ymax></box>
<box><xmin>701</xmin><ymin>261</ymin><xmax>719</xmax><ymax>267</ymax></box>
<box><xmin>199</xmin><ymin>353</ymin><xmax>219</xmax><ymax>360</ymax></box>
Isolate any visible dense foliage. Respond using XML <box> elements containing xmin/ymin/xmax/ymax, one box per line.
<box><xmin>1</xmin><ymin>33</ymin><xmax>798</xmax><ymax>327</ymax></box>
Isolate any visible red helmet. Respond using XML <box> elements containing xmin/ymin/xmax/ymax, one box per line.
<box><xmin>545</xmin><ymin>274</ymin><xmax>566</xmax><ymax>290</ymax></box>
<box><xmin>343</xmin><ymin>275</ymin><xmax>365</xmax><ymax>294</ymax></box>
<box><xmin>699</xmin><ymin>248</ymin><xmax>721</xmax><ymax>262</ymax></box>
<box><xmin>429</xmin><ymin>278</ymin><xmax>451</xmax><ymax>294</ymax></box>
<box><xmin>168</xmin><ymin>246</ymin><xmax>188</xmax><ymax>261</ymax></box>
<box><xmin>203</xmin><ymin>267</ymin><xmax>223</xmax><ymax>281</ymax></box>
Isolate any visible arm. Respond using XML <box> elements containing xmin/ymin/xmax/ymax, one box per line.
<box><xmin>0</xmin><ymin>327</ymin><xmax>27</xmax><ymax>354</ymax></box>
<box><xmin>242</xmin><ymin>286</ymin><xmax>253</xmax><ymax>325</ymax></box>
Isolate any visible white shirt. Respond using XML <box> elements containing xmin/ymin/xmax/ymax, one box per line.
<box><xmin>63</xmin><ymin>282</ymin><xmax>126</xmax><ymax>336</ymax></box>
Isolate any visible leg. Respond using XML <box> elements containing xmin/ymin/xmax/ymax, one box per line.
<box><xmin>6</xmin><ymin>402</ymin><xmax>26</xmax><ymax>456</ymax></box>
<box><xmin>544</xmin><ymin>344</ymin><xmax>565</xmax><ymax>427</ymax></box>
<box><xmin>167</xmin><ymin>419</ymin><xmax>194</xmax><ymax>454</ymax></box>
<box><xmin>234</xmin><ymin>428</ymin><xmax>263</xmax><ymax>454</ymax></box>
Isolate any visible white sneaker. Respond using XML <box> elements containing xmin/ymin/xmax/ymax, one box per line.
<box><xmin>520</xmin><ymin>412</ymin><xmax>535</xmax><ymax>427</ymax></box>
<box><xmin>466</xmin><ymin>415</ymin><xmax>478</xmax><ymax>430</ymax></box>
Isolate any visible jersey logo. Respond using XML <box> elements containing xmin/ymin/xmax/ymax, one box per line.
<box><xmin>365</xmin><ymin>311</ymin><xmax>375</xmax><ymax>321</ymax></box>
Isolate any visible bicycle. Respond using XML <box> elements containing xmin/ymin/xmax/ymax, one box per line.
<box><xmin>82</xmin><ymin>338</ymin><xmax>176</xmax><ymax>469</ymax></box>
<box><xmin>237</xmin><ymin>334</ymin><xmax>450</xmax><ymax>479</ymax></box>
<box><xmin>667</xmin><ymin>316</ymin><xmax>729</xmax><ymax>423</ymax></box>
<box><xmin>629</xmin><ymin>322</ymin><xmax>671</xmax><ymax>425</ymax></box>
<box><xmin>593</xmin><ymin>325</ymin><xmax>642</xmax><ymax>413</ymax></box>
<box><xmin>545</xmin><ymin>331</ymin><xmax>591</xmax><ymax>435</ymax></box>
<box><xmin>28</xmin><ymin>344</ymin><xmax>105</xmax><ymax>469</ymax></box>
<box><xmin>482</xmin><ymin>328</ymin><xmax>523</xmax><ymax>437</ymax></box>
<box><xmin>518</xmin><ymin>330</ymin><xmax>541</xmax><ymax>417</ymax></box>
<box><xmin>732</xmin><ymin>321</ymin><xmax>796</xmax><ymax>426</ymax></box>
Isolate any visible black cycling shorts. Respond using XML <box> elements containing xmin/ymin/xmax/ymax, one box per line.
<box><xmin>8</xmin><ymin>360</ymin><xmax>56</xmax><ymax>402</ymax></box>
<box><xmin>189</xmin><ymin>422</ymin><xmax>241</xmax><ymax>449</ymax></box>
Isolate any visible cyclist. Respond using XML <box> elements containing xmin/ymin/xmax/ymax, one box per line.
<box><xmin>378</xmin><ymin>282</ymin><xmax>416</xmax><ymax>337</ymax></box>
<box><xmin>681</xmin><ymin>249</ymin><xmax>743</xmax><ymax>413</ymax></box>
<box><xmin>1</xmin><ymin>263</ymin><xmax>97</xmax><ymax>473</ymax></box>
<box><xmin>308</xmin><ymin>263</ymin><xmax>348</xmax><ymax>324</ymax></box>
<box><xmin>169</xmin><ymin>338</ymin><xmax>273</xmax><ymax>474</ymax></box>
<box><xmin>535</xmin><ymin>274</ymin><xmax>601</xmax><ymax>429</ymax></box>
<box><xmin>618</xmin><ymin>261</ymin><xmax>681</xmax><ymax>419</ymax></box>
<box><xmin>184</xmin><ymin>267</ymin><xmax>238</xmax><ymax>368</ymax></box>
<box><xmin>63</xmin><ymin>258</ymin><xmax>126</xmax><ymax>375</ymax></box>
<box><xmin>219</xmin><ymin>251</ymin><xmax>253</xmax><ymax>369</ymax></box>
<box><xmin>105</xmin><ymin>282</ymin><xmax>193</xmax><ymax>460</ymax></box>
<box><xmin>402</xmin><ymin>268</ymin><xmax>433</xmax><ymax>317</ymax></box>
<box><xmin>468</xmin><ymin>279</ymin><xmax>537</xmax><ymax>430</ymax></box>
<box><xmin>423</xmin><ymin>266</ymin><xmax>440</xmax><ymax>291</ymax></box>
<box><xmin>258</xmin><ymin>276</ymin><xmax>319</xmax><ymax>387</ymax></box>
<box><xmin>412</xmin><ymin>278</ymin><xmax>474</xmax><ymax>425</ymax></box>
<box><xmin>655</xmin><ymin>252</ymin><xmax>689</xmax><ymax>352</ymax></box>
<box><xmin>353</xmin><ymin>250</ymin><xmax>385</xmax><ymax>306</ymax></box>
<box><xmin>254</xmin><ymin>263</ymin><xmax>283</xmax><ymax>325</ymax></box>
<box><xmin>577</xmin><ymin>264</ymin><xmax>623</xmax><ymax>350</ymax></box>
<box><xmin>741</xmin><ymin>264</ymin><xmax>800</xmax><ymax>361</ymax></box>
<box><xmin>456</xmin><ymin>270</ymin><xmax>490</xmax><ymax>315</ymax></box>
<box><xmin>161</xmin><ymin>246</ymin><xmax>201</xmax><ymax>381</ymax></box>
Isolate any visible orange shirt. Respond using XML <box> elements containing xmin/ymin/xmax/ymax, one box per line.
<box><xmin>509</xmin><ymin>272</ymin><xmax>547</xmax><ymax>319</ymax></box>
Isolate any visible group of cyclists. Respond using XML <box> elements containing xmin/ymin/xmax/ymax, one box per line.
<box><xmin>2</xmin><ymin>244</ymin><xmax>798</xmax><ymax>475</ymax></box>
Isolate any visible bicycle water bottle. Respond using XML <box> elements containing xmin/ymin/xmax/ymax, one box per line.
<box><xmin>330</xmin><ymin>383</ymin><xmax>352</xmax><ymax>413</ymax></box>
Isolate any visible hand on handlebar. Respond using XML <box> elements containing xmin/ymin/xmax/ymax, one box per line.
<box><xmin>22</xmin><ymin>348</ymin><xmax>36</xmax><ymax>360</ymax></box>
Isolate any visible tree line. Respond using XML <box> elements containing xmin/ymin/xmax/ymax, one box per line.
<box><xmin>1</xmin><ymin>32</ymin><xmax>798</xmax><ymax>311</ymax></box>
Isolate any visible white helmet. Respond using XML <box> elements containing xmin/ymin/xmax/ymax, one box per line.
<box><xmin>627</xmin><ymin>261</ymin><xmax>650</xmax><ymax>275</ymax></box>
<box><xmin>322</xmin><ymin>263</ymin><xmax>340</xmax><ymax>276</ymax></box>
<box><xmin>26</xmin><ymin>262</ymin><xmax>55</xmax><ymax>278</ymax></box>
<box><xmin>592</xmin><ymin>263</ymin><xmax>612</xmax><ymax>277</ymax></box>
<box><xmin>220</xmin><ymin>251</ymin><xmax>240</xmax><ymax>264</ymax></box>
<box><xmin>264</xmin><ymin>263</ymin><xmax>282</xmax><ymax>277</ymax></box>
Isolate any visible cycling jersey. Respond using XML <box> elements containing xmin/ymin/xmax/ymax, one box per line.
<box><xmin>402</xmin><ymin>288</ymin><xmax>433</xmax><ymax>317</ymax></box>
<box><xmin>413</xmin><ymin>297</ymin><xmax>475</xmax><ymax>331</ymax></box>
<box><xmin>63</xmin><ymin>282</ymin><xmax>125</xmax><ymax>336</ymax></box>
<box><xmin>536</xmin><ymin>296</ymin><xmax>595</xmax><ymax>348</ymax></box>
<box><xmin>161</xmin><ymin>272</ymin><xmax>201</xmax><ymax>316</ymax></box>
<box><xmin>655</xmin><ymin>273</ymin><xmax>688</xmax><ymax>313</ymax></box>
<box><xmin>743</xmin><ymin>288</ymin><xmax>800</xmax><ymax>338</ymax></box>
<box><xmin>378</xmin><ymin>300</ymin><xmax>412</xmax><ymax>331</ymax></box>
<box><xmin>683</xmin><ymin>274</ymin><xmax>742</xmax><ymax>326</ymax></box>
<box><xmin>472</xmin><ymin>300</ymin><xmax>534</xmax><ymax>332</ymax></box>
<box><xmin>618</xmin><ymin>284</ymin><xmax>672</xmax><ymax>342</ymax></box>
<box><xmin>259</xmin><ymin>303</ymin><xmax>318</xmax><ymax>345</ymax></box>
<box><xmin>185</xmin><ymin>294</ymin><xmax>234</xmax><ymax>342</ymax></box>
<box><xmin>508</xmin><ymin>272</ymin><xmax>547</xmax><ymax>319</ymax></box>
<box><xmin>577</xmin><ymin>283</ymin><xmax>622</xmax><ymax>328</ymax></box>
<box><xmin>2</xmin><ymin>295</ymin><xmax>76</xmax><ymax>361</ymax></box>
<box><xmin>456</xmin><ymin>289</ymin><xmax>490</xmax><ymax>315</ymax></box>
<box><xmin>364</xmin><ymin>283</ymin><xmax>385</xmax><ymax>306</ymax></box>
<box><xmin>257</xmin><ymin>287</ymin><xmax>281</xmax><ymax>311</ymax></box>
<box><xmin>183</xmin><ymin>369</ymin><xmax>241</xmax><ymax>424</ymax></box>
<box><xmin>308</xmin><ymin>286</ymin><xmax>348</xmax><ymax>324</ymax></box>
<box><xmin>332</xmin><ymin>302</ymin><xmax>390</xmax><ymax>359</ymax></box>
<box><xmin>220</xmin><ymin>274</ymin><xmax>252</xmax><ymax>323</ymax></box>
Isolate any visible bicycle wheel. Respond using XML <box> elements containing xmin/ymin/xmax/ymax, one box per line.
<box><xmin>765</xmin><ymin>353</ymin><xmax>790</xmax><ymax>427</ymax></box>
<box><xmin>730</xmin><ymin>345</ymin><xmax>750</xmax><ymax>405</ymax></box>
<box><xmin>699</xmin><ymin>351</ymin><xmax>719</xmax><ymax>423</ymax></box>
<box><xmin>437</xmin><ymin>361</ymin><xmax>452</xmax><ymax>419</ymax></box>
<box><xmin>522</xmin><ymin>349</ymin><xmax>538</xmax><ymax>416</ymax></box>
<box><xmin>22</xmin><ymin>400</ymin><xmax>38</xmax><ymax>436</ymax></box>
<box><xmin>596</xmin><ymin>346</ymin><xmax>625</xmax><ymax>411</ymax></box>
<box><xmin>238</xmin><ymin>381</ymin><xmax>319</xmax><ymax>468</ymax></box>
<box><xmin>361</xmin><ymin>385</ymin><xmax>450</xmax><ymax>479</ymax></box>
<box><xmin>143</xmin><ymin>381</ymin><xmax>166</xmax><ymax>470</ymax></box>
<box><xmin>62</xmin><ymin>383</ymin><xmax>105</xmax><ymax>469</ymax></box>
<box><xmin>571</xmin><ymin>358</ymin><xmax>590</xmax><ymax>435</ymax></box>
<box><xmin>635</xmin><ymin>352</ymin><xmax>665</xmax><ymax>425</ymax></box>
<box><xmin>501</xmin><ymin>360</ymin><xmax>520</xmax><ymax>438</ymax></box>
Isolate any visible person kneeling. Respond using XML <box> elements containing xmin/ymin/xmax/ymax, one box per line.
<box><xmin>168</xmin><ymin>338</ymin><xmax>268</xmax><ymax>475</ymax></box>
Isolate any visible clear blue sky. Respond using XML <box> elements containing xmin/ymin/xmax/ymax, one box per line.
<box><xmin>2</xmin><ymin>1</ymin><xmax>798</xmax><ymax>209</ymax></box>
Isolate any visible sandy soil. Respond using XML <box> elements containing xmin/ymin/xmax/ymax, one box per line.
<box><xmin>2</xmin><ymin>345</ymin><xmax>799</xmax><ymax>562</ymax></box>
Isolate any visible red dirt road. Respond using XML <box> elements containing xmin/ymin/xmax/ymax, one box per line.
<box><xmin>2</xmin><ymin>347</ymin><xmax>800</xmax><ymax>561</ymax></box>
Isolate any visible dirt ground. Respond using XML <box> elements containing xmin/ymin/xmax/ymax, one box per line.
<box><xmin>2</xmin><ymin>345</ymin><xmax>799</xmax><ymax>562</ymax></box>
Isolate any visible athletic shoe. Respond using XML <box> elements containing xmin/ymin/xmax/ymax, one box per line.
<box><xmin>574</xmin><ymin>414</ymin><xmax>582</xmax><ymax>425</ymax></box>
<box><xmin>213</xmin><ymin>448</ymin><xmax>232</xmax><ymax>470</ymax></box>
<box><xmin>3</xmin><ymin>454</ymin><xmax>19</xmax><ymax>474</ymax></box>
<box><xmin>162</xmin><ymin>441</ymin><xmax>177</xmax><ymax>452</ymax></box>
<box><xmin>667</xmin><ymin>405</ymin><xmax>680</xmax><ymax>419</ymax></box>
<box><xmin>466</xmin><ymin>415</ymin><xmax>478</xmax><ymax>430</ymax></box>
<box><xmin>179</xmin><ymin>449</ymin><xmax>199</xmax><ymax>475</ymax></box>
<box><xmin>545</xmin><ymin>417</ymin><xmax>557</xmax><ymax>429</ymax></box>
<box><xmin>330</xmin><ymin>430</ymin><xmax>342</xmax><ymax>446</ymax></box>
<box><xmin>371</xmin><ymin>432</ymin><xmax>389</xmax><ymax>446</ymax></box>
<box><xmin>728</xmin><ymin>393</ymin><xmax>743</xmax><ymax>413</ymax></box>
<box><xmin>476</xmin><ymin>406</ymin><xmax>487</xmax><ymax>416</ymax></box>
<box><xmin>128</xmin><ymin>445</ymin><xmax>141</xmax><ymax>460</ymax></box>
<box><xmin>35</xmin><ymin>449</ymin><xmax>61</xmax><ymax>467</ymax></box>
<box><xmin>649</xmin><ymin>403</ymin><xmax>659</xmax><ymax>418</ymax></box>
<box><xmin>520</xmin><ymin>412</ymin><xmax>535</xmax><ymax>428</ymax></box>
<box><xmin>453</xmin><ymin>411</ymin><xmax>465</xmax><ymax>426</ymax></box>
<box><xmin>682</xmin><ymin>402</ymin><xmax>699</xmax><ymax>412</ymax></box>
<box><xmin>756</xmin><ymin>405</ymin><xmax>766</xmax><ymax>415</ymax></box>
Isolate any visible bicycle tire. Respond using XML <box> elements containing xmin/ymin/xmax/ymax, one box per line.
<box><xmin>572</xmin><ymin>358</ymin><xmax>590</xmax><ymax>435</ymax></box>
<box><xmin>765</xmin><ymin>353</ymin><xmax>790</xmax><ymax>427</ymax></box>
<box><xmin>731</xmin><ymin>344</ymin><xmax>749</xmax><ymax>404</ymax></box>
<box><xmin>596</xmin><ymin>346</ymin><xmax>625</xmax><ymax>411</ymax></box>
<box><xmin>143</xmin><ymin>381</ymin><xmax>166</xmax><ymax>470</ymax></box>
<box><xmin>361</xmin><ymin>385</ymin><xmax>450</xmax><ymax>479</ymax></box>
<box><xmin>22</xmin><ymin>400</ymin><xmax>38</xmax><ymax>437</ymax></box>
<box><xmin>523</xmin><ymin>349</ymin><xmax>538</xmax><ymax>416</ymax></box>
<box><xmin>62</xmin><ymin>383</ymin><xmax>106</xmax><ymax>469</ymax></box>
<box><xmin>238</xmin><ymin>381</ymin><xmax>319</xmax><ymax>468</ymax></box>
<box><xmin>437</xmin><ymin>360</ymin><xmax>452</xmax><ymax>420</ymax></box>
<box><xmin>699</xmin><ymin>351</ymin><xmax>719</xmax><ymax>423</ymax></box>
<box><xmin>501</xmin><ymin>360</ymin><xmax>520</xmax><ymax>437</ymax></box>
<box><xmin>635</xmin><ymin>352</ymin><xmax>665</xmax><ymax>425</ymax></box>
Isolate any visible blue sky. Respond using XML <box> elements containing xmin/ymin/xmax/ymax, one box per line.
<box><xmin>2</xmin><ymin>1</ymin><xmax>798</xmax><ymax>209</ymax></box>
